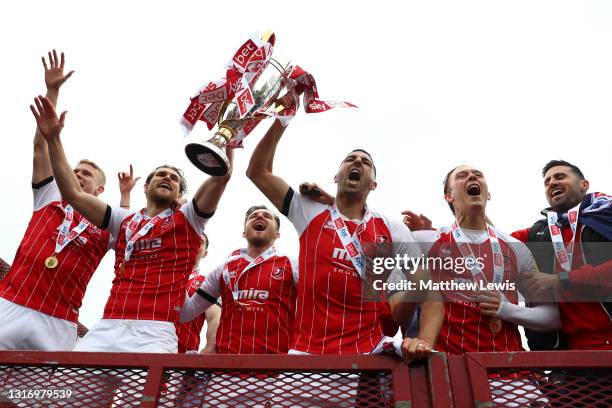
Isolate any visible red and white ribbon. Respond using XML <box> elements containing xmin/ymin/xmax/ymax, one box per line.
<box><xmin>328</xmin><ymin>203</ymin><xmax>372</xmax><ymax>280</ymax></box>
<box><xmin>450</xmin><ymin>221</ymin><xmax>505</xmax><ymax>285</ymax></box>
<box><xmin>181</xmin><ymin>33</ymin><xmax>357</xmax><ymax>141</ymax></box>
<box><xmin>54</xmin><ymin>204</ymin><xmax>91</xmax><ymax>255</ymax></box>
<box><xmin>124</xmin><ymin>209</ymin><xmax>174</xmax><ymax>262</ymax></box>
<box><xmin>222</xmin><ymin>246</ymin><xmax>277</xmax><ymax>300</ymax></box>
<box><xmin>547</xmin><ymin>203</ymin><xmax>580</xmax><ymax>272</ymax></box>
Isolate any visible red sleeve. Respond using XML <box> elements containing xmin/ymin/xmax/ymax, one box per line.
<box><xmin>511</xmin><ymin>228</ymin><xmax>530</xmax><ymax>243</ymax></box>
<box><xmin>569</xmin><ymin>259</ymin><xmax>612</xmax><ymax>288</ymax></box>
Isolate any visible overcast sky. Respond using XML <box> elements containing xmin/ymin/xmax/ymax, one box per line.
<box><xmin>1</xmin><ymin>0</ymin><xmax>611</xmax><ymax>330</ymax></box>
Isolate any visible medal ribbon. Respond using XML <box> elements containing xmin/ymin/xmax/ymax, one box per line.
<box><xmin>54</xmin><ymin>204</ymin><xmax>90</xmax><ymax>255</ymax></box>
<box><xmin>328</xmin><ymin>203</ymin><xmax>372</xmax><ymax>280</ymax></box>
<box><xmin>547</xmin><ymin>202</ymin><xmax>581</xmax><ymax>272</ymax></box>
<box><xmin>223</xmin><ymin>246</ymin><xmax>277</xmax><ymax>300</ymax></box>
<box><xmin>124</xmin><ymin>209</ymin><xmax>173</xmax><ymax>262</ymax></box>
<box><xmin>450</xmin><ymin>221</ymin><xmax>505</xmax><ymax>285</ymax></box>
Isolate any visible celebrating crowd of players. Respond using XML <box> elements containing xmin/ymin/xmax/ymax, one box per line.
<box><xmin>0</xmin><ymin>51</ymin><xmax>610</xmax><ymax>366</ymax></box>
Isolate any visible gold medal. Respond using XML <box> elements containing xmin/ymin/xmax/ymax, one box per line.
<box><xmin>45</xmin><ymin>255</ymin><xmax>58</xmax><ymax>269</ymax></box>
<box><xmin>489</xmin><ymin>317</ymin><xmax>502</xmax><ymax>333</ymax></box>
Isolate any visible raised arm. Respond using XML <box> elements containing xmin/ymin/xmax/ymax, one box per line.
<box><xmin>31</xmin><ymin>96</ymin><xmax>108</xmax><ymax>226</ymax></box>
<box><xmin>245</xmin><ymin>119</ymin><xmax>291</xmax><ymax>211</ymax></box>
<box><xmin>191</xmin><ymin>147</ymin><xmax>233</xmax><ymax>215</ymax></box>
<box><xmin>118</xmin><ymin>164</ymin><xmax>140</xmax><ymax>208</ymax></box>
<box><xmin>33</xmin><ymin>50</ymin><xmax>75</xmax><ymax>184</ymax></box>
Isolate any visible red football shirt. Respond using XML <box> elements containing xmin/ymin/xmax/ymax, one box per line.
<box><xmin>415</xmin><ymin>227</ymin><xmax>535</xmax><ymax>354</ymax></box>
<box><xmin>0</xmin><ymin>178</ymin><xmax>109</xmax><ymax>323</ymax></box>
<box><xmin>102</xmin><ymin>201</ymin><xmax>207</xmax><ymax>323</ymax></box>
<box><xmin>285</xmin><ymin>190</ymin><xmax>420</xmax><ymax>354</ymax></box>
<box><xmin>512</xmin><ymin>225</ymin><xmax>612</xmax><ymax>350</ymax></box>
<box><xmin>175</xmin><ymin>270</ymin><xmax>207</xmax><ymax>353</ymax></box>
<box><xmin>199</xmin><ymin>248</ymin><xmax>298</xmax><ymax>354</ymax></box>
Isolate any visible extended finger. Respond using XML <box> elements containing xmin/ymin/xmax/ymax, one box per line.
<box><xmin>40</xmin><ymin>96</ymin><xmax>55</xmax><ymax>113</ymax></box>
<box><xmin>129</xmin><ymin>164</ymin><xmax>134</xmax><ymax>177</ymax></box>
<box><xmin>48</xmin><ymin>51</ymin><xmax>54</xmax><ymax>68</ymax></box>
<box><xmin>34</xmin><ymin>96</ymin><xmax>44</xmax><ymax>115</ymax></box>
<box><xmin>60</xmin><ymin>51</ymin><xmax>65</xmax><ymax>68</ymax></box>
<box><xmin>30</xmin><ymin>104</ymin><xmax>40</xmax><ymax>120</ymax></box>
<box><xmin>62</xmin><ymin>71</ymin><xmax>75</xmax><ymax>83</ymax></box>
<box><xmin>52</xmin><ymin>50</ymin><xmax>59</xmax><ymax>67</ymax></box>
<box><xmin>401</xmin><ymin>210</ymin><xmax>418</xmax><ymax>217</ymax></box>
<box><xmin>42</xmin><ymin>56</ymin><xmax>49</xmax><ymax>71</ymax></box>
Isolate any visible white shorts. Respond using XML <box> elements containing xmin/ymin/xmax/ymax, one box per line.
<box><xmin>0</xmin><ymin>297</ymin><xmax>77</xmax><ymax>351</ymax></box>
<box><xmin>73</xmin><ymin>319</ymin><xmax>178</xmax><ymax>353</ymax></box>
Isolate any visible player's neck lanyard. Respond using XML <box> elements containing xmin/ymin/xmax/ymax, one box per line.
<box><xmin>54</xmin><ymin>204</ymin><xmax>90</xmax><ymax>255</ymax></box>
<box><xmin>223</xmin><ymin>246</ymin><xmax>277</xmax><ymax>300</ymax></box>
<box><xmin>547</xmin><ymin>202</ymin><xmax>581</xmax><ymax>272</ymax></box>
<box><xmin>329</xmin><ymin>203</ymin><xmax>372</xmax><ymax>280</ymax></box>
<box><xmin>124</xmin><ymin>208</ymin><xmax>174</xmax><ymax>262</ymax></box>
<box><xmin>450</xmin><ymin>221</ymin><xmax>505</xmax><ymax>284</ymax></box>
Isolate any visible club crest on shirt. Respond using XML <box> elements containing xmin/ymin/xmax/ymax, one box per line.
<box><xmin>160</xmin><ymin>217</ymin><xmax>174</xmax><ymax>230</ymax></box>
<box><xmin>271</xmin><ymin>266</ymin><xmax>285</xmax><ymax>280</ymax></box>
<box><xmin>89</xmin><ymin>226</ymin><xmax>102</xmax><ymax>236</ymax></box>
<box><xmin>323</xmin><ymin>220</ymin><xmax>335</xmax><ymax>230</ymax></box>
<box><xmin>376</xmin><ymin>235</ymin><xmax>389</xmax><ymax>244</ymax></box>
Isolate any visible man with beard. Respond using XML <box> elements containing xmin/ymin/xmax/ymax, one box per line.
<box><xmin>0</xmin><ymin>51</ymin><xmax>110</xmax><ymax>351</ymax></box>
<box><xmin>30</xmin><ymin>95</ymin><xmax>232</xmax><ymax>353</ymax></box>
<box><xmin>180</xmin><ymin>205</ymin><xmax>297</xmax><ymax>354</ymax></box>
<box><xmin>246</xmin><ymin>117</ymin><xmax>443</xmax><ymax>358</ymax></box>
<box><xmin>512</xmin><ymin>160</ymin><xmax>612</xmax><ymax>351</ymax></box>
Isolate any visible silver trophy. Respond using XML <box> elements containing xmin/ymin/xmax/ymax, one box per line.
<box><xmin>185</xmin><ymin>55</ymin><xmax>292</xmax><ymax>176</ymax></box>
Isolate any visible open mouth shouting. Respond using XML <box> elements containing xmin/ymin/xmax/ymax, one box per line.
<box><xmin>466</xmin><ymin>183</ymin><xmax>481</xmax><ymax>197</ymax></box>
<box><xmin>253</xmin><ymin>220</ymin><xmax>267</xmax><ymax>232</ymax></box>
<box><xmin>158</xmin><ymin>182</ymin><xmax>172</xmax><ymax>192</ymax></box>
<box><xmin>348</xmin><ymin>168</ymin><xmax>362</xmax><ymax>182</ymax></box>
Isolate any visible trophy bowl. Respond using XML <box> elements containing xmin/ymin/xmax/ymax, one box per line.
<box><xmin>185</xmin><ymin>56</ymin><xmax>292</xmax><ymax>175</ymax></box>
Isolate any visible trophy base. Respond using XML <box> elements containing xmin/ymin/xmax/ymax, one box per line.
<box><xmin>185</xmin><ymin>142</ymin><xmax>230</xmax><ymax>176</ymax></box>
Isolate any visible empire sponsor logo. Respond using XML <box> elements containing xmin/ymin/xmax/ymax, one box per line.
<box><xmin>235</xmin><ymin>289</ymin><xmax>269</xmax><ymax>301</ymax></box>
<box><xmin>133</xmin><ymin>238</ymin><xmax>162</xmax><ymax>251</ymax></box>
<box><xmin>332</xmin><ymin>248</ymin><xmax>349</xmax><ymax>261</ymax></box>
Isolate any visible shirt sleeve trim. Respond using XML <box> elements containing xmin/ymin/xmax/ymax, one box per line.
<box><xmin>281</xmin><ymin>187</ymin><xmax>294</xmax><ymax>217</ymax></box>
<box><xmin>196</xmin><ymin>288</ymin><xmax>219</xmax><ymax>304</ymax></box>
<box><xmin>32</xmin><ymin>176</ymin><xmax>54</xmax><ymax>190</ymax></box>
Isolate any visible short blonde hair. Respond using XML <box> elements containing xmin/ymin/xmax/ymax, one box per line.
<box><xmin>78</xmin><ymin>159</ymin><xmax>106</xmax><ymax>186</ymax></box>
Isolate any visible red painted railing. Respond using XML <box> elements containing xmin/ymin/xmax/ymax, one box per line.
<box><xmin>0</xmin><ymin>350</ymin><xmax>610</xmax><ymax>407</ymax></box>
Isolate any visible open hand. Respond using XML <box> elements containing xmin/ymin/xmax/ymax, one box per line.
<box><xmin>43</xmin><ymin>50</ymin><xmax>74</xmax><ymax>91</ymax></box>
<box><xmin>30</xmin><ymin>96</ymin><xmax>66</xmax><ymax>140</ymax></box>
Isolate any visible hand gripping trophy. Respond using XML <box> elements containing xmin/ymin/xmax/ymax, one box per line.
<box><xmin>181</xmin><ymin>31</ymin><xmax>357</xmax><ymax>175</ymax></box>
